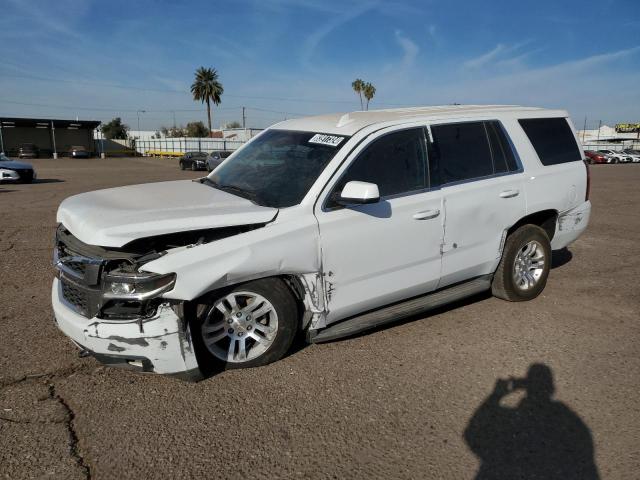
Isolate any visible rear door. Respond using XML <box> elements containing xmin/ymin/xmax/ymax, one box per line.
<box><xmin>428</xmin><ymin>120</ymin><xmax>527</xmax><ymax>287</ymax></box>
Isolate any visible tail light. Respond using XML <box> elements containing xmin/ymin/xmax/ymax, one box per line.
<box><xmin>584</xmin><ymin>160</ymin><xmax>591</xmax><ymax>201</ymax></box>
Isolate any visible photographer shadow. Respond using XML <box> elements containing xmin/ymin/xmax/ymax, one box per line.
<box><xmin>464</xmin><ymin>363</ymin><xmax>600</xmax><ymax>480</ymax></box>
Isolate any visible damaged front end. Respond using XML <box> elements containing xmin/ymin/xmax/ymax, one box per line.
<box><xmin>51</xmin><ymin>224</ymin><xmax>263</xmax><ymax>379</ymax></box>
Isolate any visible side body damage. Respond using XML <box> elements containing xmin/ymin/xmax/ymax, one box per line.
<box><xmin>53</xmin><ymin>209</ymin><xmax>330</xmax><ymax>377</ymax></box>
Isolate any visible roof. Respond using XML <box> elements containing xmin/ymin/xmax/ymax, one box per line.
<box><xmin>272</xmin><ymin>105</ymin><xmax>564</xmax><ymax>136</ymax></box>
<box><xmin>0</xmin><ymin>117</ymin><xmax>101</xmax><ymax>129</ymax></box>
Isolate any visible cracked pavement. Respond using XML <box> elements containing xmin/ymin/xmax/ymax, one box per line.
<box><xmin>1</xmin><ymin>158</ymin><xmax>639</xmax><ymax>479</ymax></box>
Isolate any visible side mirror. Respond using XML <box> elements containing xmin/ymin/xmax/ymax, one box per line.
<box><xmin>338</xmin><ymin>181</ymin><xmax>380</xmax><ymax>205</ymax></box>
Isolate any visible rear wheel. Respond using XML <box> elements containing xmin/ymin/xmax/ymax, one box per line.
<box><xmin>197</xmin><ymin>278</ymin><xmax>298</xmax><ymax>369</ymax></box>
<box><xmin>492</xmin><ymin>224</ymin><xmax>551</xmax><ymax>302</ymax></box>
<box><xmin>179</xmin><ymin>161</ymin><xmax>186</xmax><ymax>170</ymax></box>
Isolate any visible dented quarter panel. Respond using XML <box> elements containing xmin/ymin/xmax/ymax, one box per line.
<box><xmin>551</xmin><ymin>200</ymin><xmax>591</xmax><ymax>250</ymax></box>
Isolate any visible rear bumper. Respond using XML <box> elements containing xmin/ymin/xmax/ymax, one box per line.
<box><xmin>52</xmin><ymin>278</ymin><xmax>201</xmax><ymax>379</ymax></box>
<box><xmin>551</xmin><ymin>200</ymin><xmax>591</xmax><ymax>250</ymax></box>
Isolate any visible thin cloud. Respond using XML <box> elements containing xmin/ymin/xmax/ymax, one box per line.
<box><xmin>5</xmin><ymin>0</ymin><xmax>84</xmax><ymax>39</ymax></box>
<box><xmin>395</xmin><ymin>30</ymin><xmax>419</xmax><ymax>69</ymax></box>
<box><xmin>546</xmin><ymin>45</ymin><xmax>640</xmax><ymax>72</ymax></box>
<box><xmin>301</xmin><ymin>1</ymin><xmax>378</xmax><ymax>67</ymax></box>
<box><xmin>464</xmin><ymin>44</ymin><xmax>506</xmax><ymax>68</ymax></box>
<box><xmin>464</xmin><ymin>41</ymin><xmax>532</xmax><ymax>69</ymax></box>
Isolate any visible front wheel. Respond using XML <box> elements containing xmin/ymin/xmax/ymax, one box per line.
<box><xmin>197</xmin><ymin>278</ymin><xmax>298</xmax><ymax>369</ymax></box>
<box><xmin>492</xmin><ymin>224</ymin><xmax>551</xmax><ymax>302</ymax></box>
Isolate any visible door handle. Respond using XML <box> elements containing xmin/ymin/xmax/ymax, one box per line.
<box><xmin>499</xmin><ymin>189</ymin><xmax>520</xmax><ymax>198</ymax></box>
<box><xmin>413</xmin><ymin>209</ymin><xmax>440</xmax><ymax>220</ymax></box>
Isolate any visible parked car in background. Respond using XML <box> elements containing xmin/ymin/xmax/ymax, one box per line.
<box><xmin>52</xmin><ymin>105</ymin><xmax>590</xmax><ymax>378</ymax></box>
<box><xmin>0</xmin><ymin>153</ymin><xmax>36</xmax><ymax>183</ymax></box>
<box><xmin>69</xmin><ymin>146</ymin><xmax>90</xmax><ymax>158</ymax></box>
<box><xmin>18</xmin><ymin>143</ymin><xmax>39</xmax><ymax>159</ymax></box>
<box><xmin>179</xmin><ymin>151</ymin><xmax>208</xmax><ymax>170</ymax></box>
<box><xmin>206</xmin><ymin>150</ymin><xmax>232</xmax><ymax>171</ymax></box>
<box><xmin>584</xmin><ymin>150</ymin><xmax>608</xmax><ymax>164</ymax></box>
<box><xmin>621</xmin><ymin>149</ymin><xmax>640</xmax><ymax>163</ymax></box>
<box><xmin>597</xmin><ymin>149</ymin><xmax>629</xmax><ymax>163</ymax></box>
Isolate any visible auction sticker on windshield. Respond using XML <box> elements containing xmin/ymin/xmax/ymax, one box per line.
<box><xmin>309</xmin><ymin>134</ymin><xmax>344</xmax><ymax>147</ymax></box>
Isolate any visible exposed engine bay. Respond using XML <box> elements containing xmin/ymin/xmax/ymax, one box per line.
<box><xmin>54</xmin><ymin>223</ymin><xmax>266</xmax><ymax>320</ymax></box>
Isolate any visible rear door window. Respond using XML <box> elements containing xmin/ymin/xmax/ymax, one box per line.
<box><xmin>518</xmin><ymin>118</ymin><xmax>581</xmax><ymax>166</ymax></box>
<box><xmin>486</xmin><ymin>121</ymin><xmax>519</xmax><ymax>173</ymax></box>
<box><xmin>430</xmin><ymin>122</ymin><xmax>494</xmax><ymax>184</ymax></box>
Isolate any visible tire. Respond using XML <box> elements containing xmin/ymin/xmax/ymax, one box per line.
<box><xmin>196</xmin><ymin>278</ymin><xmax>298</xmax><ymax>369</ymax></box>
<box><xmin>191</xmin><ymin>163</ymin><xmax>197</xmax><ymax>171</ymax></box>
<box><xmin>179</xmin><ymin>162</ymin><xmax>185</xmax><ymax>170</ymax></box>
<box><xmin>492</xmin><ymin>224</ymin><xmax>551</xmax><ymax>302</ymax></box>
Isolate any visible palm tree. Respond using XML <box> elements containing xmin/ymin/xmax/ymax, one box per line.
<box><xmin>352</xmin><ymin>79</ymin><xmax>365</xmax><ymax>110</ymax></box>
<box><xmin>191</xmin><ymin>67</ymin><xmax>224</xmax><ymax>135</ymax></box>
<box><xmin>363</xmin><ymin>82</ymin><xmax>376</xmax><ymax>111</ymax></box>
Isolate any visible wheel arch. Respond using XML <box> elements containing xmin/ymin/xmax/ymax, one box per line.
<box><xmin>508</xmin><ymin>209</ymin><xmax>558</xmax><ymax>241</ymax></box>
<box><xmin>187</xmin><ymin>273</ymin><xmax>323</xmax><ymax>331</ymax></box>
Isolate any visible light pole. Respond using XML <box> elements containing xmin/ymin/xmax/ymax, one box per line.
<box><xmin>136</xmin><ymin>110</ymin><xmax>146</xmax><ymax>135</ymax></box>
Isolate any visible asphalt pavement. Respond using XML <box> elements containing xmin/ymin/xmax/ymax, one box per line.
<box><xmin>1</xmin><ymin>157</ymin><xmax>638</xmax><ymax>479</ymax></box>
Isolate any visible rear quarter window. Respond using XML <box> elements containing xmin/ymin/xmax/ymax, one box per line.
<box><xmin>519</xmin><ymin>118</ymin><xmax>582</xmax><ymax>166</ymax></box>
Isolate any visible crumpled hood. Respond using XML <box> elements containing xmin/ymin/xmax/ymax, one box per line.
<box><xmin>0</xmin><ymin>160</ymin><xmax>34</xmax><ymax>170</ymax></box>
<box><xmin>57</xmin><ymin>180</ymin><xmax>278</xmax><ymax>247</ymax></box>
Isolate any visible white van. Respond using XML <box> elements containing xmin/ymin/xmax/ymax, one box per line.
<box><xmin>52</xmin><ymin>105</ymin><xmax>591</xmax><ymax>379</ymax></box>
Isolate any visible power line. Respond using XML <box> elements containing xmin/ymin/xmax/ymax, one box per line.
<box><xmin>1</xmin><ymin>71</ymin><xmax>411</xmax><ymax>107</ymax></box>
<box><xmin>0</xmin><ymin>98</ymin><xmax>308</xmax><ymax>118</ymax></box>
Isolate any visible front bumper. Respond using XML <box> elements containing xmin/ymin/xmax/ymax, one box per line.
<box><xmin>551</xmin><ymin>200</ymin><xmax>591</xmax><ymax>250</ymax></box>
<box><xmin>52</xmin><ymin>278</ymin><xmax>201</xmax><ymax>379</ymax></box>
<box><xmin>0</xmin><ymin>169</ymin><xmax>20</xmax><ymax>181</ymax></box>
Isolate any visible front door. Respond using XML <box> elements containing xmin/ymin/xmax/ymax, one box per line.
<box><xmin>315</xmin><ymin>126</ymin><xmax>444</xmax><ymax>324</ymax></box>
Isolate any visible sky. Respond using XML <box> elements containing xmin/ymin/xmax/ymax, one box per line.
<box><xmin>0</xmin><ymin>0</ymin><xmax>638</xmax><ymax>131</ymax></box>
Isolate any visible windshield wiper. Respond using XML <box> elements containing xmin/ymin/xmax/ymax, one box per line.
<box><xmin>202</xmin><ymin>178</ymin><xmax>260</xmax><ymax>204</ymax></box>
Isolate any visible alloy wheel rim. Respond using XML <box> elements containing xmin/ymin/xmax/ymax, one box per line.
<box><xmin>513</xmin><ymin>240</ymin><xmax>545</xmax><ymax>290</ymax></box>
<box><xmin>201</xmin><ymin>291</ymin><xmax>278</xmax><ymax>363</ymax></box>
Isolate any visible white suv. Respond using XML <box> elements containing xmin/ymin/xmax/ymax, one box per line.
<box><xmin>52</xmin><ymin>105</ymin><xmax>591</xmax><ymax>379</ymax></box>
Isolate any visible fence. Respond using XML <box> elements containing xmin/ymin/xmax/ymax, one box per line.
<box><xmin>582</xmin><ymin>142</ymin><xmax>640</xmax><ymax>152</ymax></box>
<box><xmin>133</xmin><ymin>138</ymin><xmax>246</xmax><ymax>156</ymax></box>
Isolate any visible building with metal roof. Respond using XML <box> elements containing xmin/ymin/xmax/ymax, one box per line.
<box><xmin>0</xmin><ymin>117</ymin><xmax>101</xmax><ymax>158</ymax></box>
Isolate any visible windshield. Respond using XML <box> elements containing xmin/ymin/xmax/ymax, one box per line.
<box><xmin>207</xmin><ymin>129</ymin><xmax>347</xmax><ymax>208</ymax></box>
